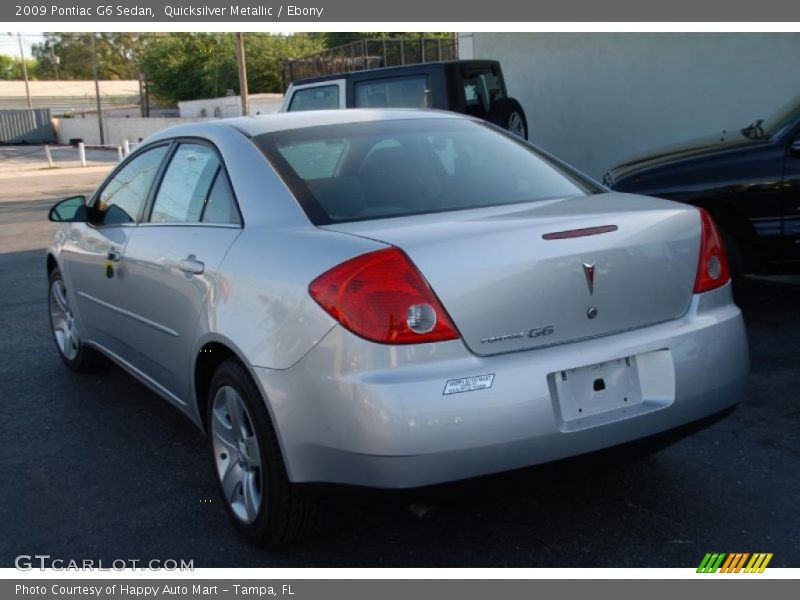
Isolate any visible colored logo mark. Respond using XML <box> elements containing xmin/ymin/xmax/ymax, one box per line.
<box><xmin>697</xmin><ymin>552</ymin><xmax>773</xmax><ymax>573</ymax></box>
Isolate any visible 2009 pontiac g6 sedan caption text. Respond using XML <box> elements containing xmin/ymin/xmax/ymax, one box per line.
<box><xmin>17</xmin><ymin>5</ymin><xmax>156</xmax><ymax>17</ymax></box>
<box><xmin>45</xmin><ymin>110</ymin><xmax>749</xmax><ymax>547</ymax></box>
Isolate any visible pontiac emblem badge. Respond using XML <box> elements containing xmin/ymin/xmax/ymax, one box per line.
<box><xmin>582</xmin><ymin>262</ymin><xmax>596</xmax><ymax>295</ymax></box>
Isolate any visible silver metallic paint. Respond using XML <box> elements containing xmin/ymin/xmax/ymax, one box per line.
<box><xmin>48</xmin><ymin>110</ymin><xmax>750</xmax><ymax>488</ymax></box>
<box><xmin>324</xmin><ymin>193</ymin><xmax>701</xmax><ymax>356</ymax></box>
<box><xmin>256</xmin><ymin>284</ymin><xmax>746</xmax><ymax>487</ymax></box>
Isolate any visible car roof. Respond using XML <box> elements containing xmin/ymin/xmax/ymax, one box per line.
<box><xmin>142</xmin><ymin>109</ymin><xmax>474</xmax><ymax>146</ymax></box>
<box><xmin>221</xmin><ymin>108</ymin><xmax>468</xmax><ymax>137</ymax></box>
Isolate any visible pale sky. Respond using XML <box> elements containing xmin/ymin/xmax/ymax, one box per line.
<box><xmin>0</xmin><ymin>33</ymin><xmax>41</xmax><ymax>59</ymax></box>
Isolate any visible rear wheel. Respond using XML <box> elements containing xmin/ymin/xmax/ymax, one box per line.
<box><xmin>207</xmin><ymin>359</ymin><xmax>319</xmax><ymax>547</ymax></box>
<box><xmin>48</xmin><ymin>268</ymin><xmax>105</xmax><ymax>372</ymax></box>
<box><xmin>488</xmin><ymin>98</ymin><xmax>528</xmax><ymax>139</ymax></box>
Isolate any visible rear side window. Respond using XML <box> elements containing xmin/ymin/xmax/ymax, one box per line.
<box><xmin>354</xmin><ymin>76</ymin><xmax>429</xmax><ymax>109</ymax></box>
<box><xmin>92</xmin><ymin>145</ymin><xmax>168</xmax><ymax>225</ymax></box>
<box><xmin>463</xmin><ymin>69</ymin><xmax>506</xmax><ymax>114</ymax></box>
<box><xmin>151</xmin><ymin>144</ymin><xmax>219</xmax><ymax>223</ymax></box>
<box><xmin>202</xmin><ymin>171</ymin><xmax>240</xmax><ymax>225</ymax></box>
<box><xmin>256</xmin><ymin>118</ymin><xmax>595</xmax><ymax>225</ymax></box>
<box><xmin>288</xmin><ymin>85</ymin><xmax>339</xmax><ymax>111</ymax></box>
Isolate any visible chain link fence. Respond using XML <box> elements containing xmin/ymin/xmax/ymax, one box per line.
<box><xmin>279</xmin><ymin>37</ymin><xmax>458</xmax><ymax>89</ymax></box>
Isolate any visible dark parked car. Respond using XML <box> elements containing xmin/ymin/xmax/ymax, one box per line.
<box><xmin>604</xmin><ymin>96</ymin><xmax>800</xmax><ymax>276</ymax></box>
<box><xmin>279</xmin><ymin>60</ymin><xmax>529</xmax><ymax>139</ymax></box>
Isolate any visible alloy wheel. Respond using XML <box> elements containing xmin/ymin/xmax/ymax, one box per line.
<box><xmin>508</xmin><ymin>112</ymin><xmax>526</xmax><ymax>138</ymax></box>
<box><xmin>49</xmin><ymin>278</ymin><xmax>79</xmax><ymax>361</ymax></box>
<box><xmin>211</xmin><ymin>385</ymin><xmax>263</xmax><ymax>524</ymax></box>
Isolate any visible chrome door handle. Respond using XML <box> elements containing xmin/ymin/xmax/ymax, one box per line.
<box><xmin>179</xmin><ymin>255</ymin><xmax>205</xmax><ymax>276</ymax></box>
<box><xmin>107</xmin><ymin>249</ymin><xmax>121</xmax><ymax>262</ymax></box>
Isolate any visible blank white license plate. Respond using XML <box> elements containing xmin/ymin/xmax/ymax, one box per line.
<box><xmin>553</xmin><ymin>356</ymin><xmax>643</xmax><ymax>421</ymax></box>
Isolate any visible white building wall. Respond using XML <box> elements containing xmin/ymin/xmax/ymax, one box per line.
<box><xmin>178</xmin><ymin>94</ymin><xmax>283</xmax><ymax>118</ymax></box>
<box><xmin>178</xmin><ymin>96</ymin><xmax>241</xmax><ymax>118</ymax></box>
<box><xmin>460</xmin><ymin>33</ymin><xmax>800</xmax><ymax>177</ymax></box>
<box><xmin>53</xmin><ymin>116</ymin><xmax>213</xmax><ymax>147</ymax></box>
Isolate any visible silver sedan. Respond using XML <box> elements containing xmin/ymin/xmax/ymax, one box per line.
<box><xmin>46</xmin><ymin>110</ymin><xmax>749</xmax><ymax>546</ymax></box>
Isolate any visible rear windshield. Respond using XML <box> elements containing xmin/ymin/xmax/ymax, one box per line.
<box><xmin>255</xmin><ymin>118</ymin><xmax>595</xmax><ymax>224</ymax></box>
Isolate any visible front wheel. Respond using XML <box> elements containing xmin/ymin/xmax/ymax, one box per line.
<box><xmin>207</xmin><ymin>359</ymin><xmax>319</xmax><ymax>547</ymax></box>
<box><xmin>48</xmin><ymin>268</ymin><xmax>105</xmax><ymax>372</ymax></box>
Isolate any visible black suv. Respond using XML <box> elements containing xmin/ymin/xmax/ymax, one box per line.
<box><xmin>605</xmin><ymin>96</ymin><xmax>800</xmax><ymax>276</ymax></box>
<box><xmin>279</xmin><ymin>60</ymin><xmax>529</xmax><ymax>139</ymax></box>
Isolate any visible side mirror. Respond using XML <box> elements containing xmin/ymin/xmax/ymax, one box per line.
<box><xmin>49</xmin><ymin>195</ymin><xmax>87</xmax><ymax>223</ymax></box>
<box><xmin>790</xmin><ymin>139</ymin><xmax>800</xmax><ymax>158</ymax></box>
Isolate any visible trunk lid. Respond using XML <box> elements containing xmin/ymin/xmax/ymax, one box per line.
<box><xmin>323</xmin><ymin>193</ymin><xmax>701</xmax><ymax>355</ymax></box>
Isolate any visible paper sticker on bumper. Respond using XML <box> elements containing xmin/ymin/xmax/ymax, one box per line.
<box><xmin>443</xmin><ymin>374</ymin><xmax>495</xmax><ymax>395</ymax></box>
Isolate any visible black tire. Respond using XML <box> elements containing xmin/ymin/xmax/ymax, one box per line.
<box><xmin>48</xmin><ymin>268</ymin><xmax>106</xmax><ymax>372</ymax></box>
<box><xmin>488</xmin><ymin>98</ymin><xmax>528</xmax><ymax>140</ymax></box>
<box><xmin>207</xmin><ymin>359</ymin><xmax>319</xmax><ymax>547</ymax></box>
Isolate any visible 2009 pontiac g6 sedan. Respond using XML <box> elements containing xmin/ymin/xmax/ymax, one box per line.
<box><xmin>46</xmin><ymin>110</ymin><xmax>749</xmax><ymax>546</ymax></box>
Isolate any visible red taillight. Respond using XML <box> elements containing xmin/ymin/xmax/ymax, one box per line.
<box><xmin>693</xmin><ymin>208</ymin><xmax>731</xmax><ymax>293</ymax></box>
<box><xmin>309</xmin><ymin>247</ymin><xmax>460</xmax><ymax>344</ymax></box>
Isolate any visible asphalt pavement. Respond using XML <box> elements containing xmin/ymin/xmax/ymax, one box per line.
<box><xmin>0</xmin><ymin>166</ymin><xmax>798</xmax><ymax>568</ymax></box>
<box><xmin>0</xmin><ymin>145</ymin><xmax>120</xmax><ymax>174</ymax></box>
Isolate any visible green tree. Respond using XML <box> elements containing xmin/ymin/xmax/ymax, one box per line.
<box><xmin>0</xmin><ymin>54</ymin><xmax>38</xmax><ymax>80</ymax></box>
<box><xmin>141</xmin><ymin>33</ymin><xmax>325</xmax><ymax>105</ymax></box>
<box><xmin>25</xmin><ymin>31</ymin><xmax>450</xmax><ymax>104</ymax></box>
<box><xmin>244</xmin><ymin>33</ymin><xmax>325</xmax><ymax>94</ymax></box>
<box><xmin>141</xmin><ymin>33</ymin><xmax>238</xmax><ymax>105</ymax></box>
<box><xmin>31</xmin><ymin>33</ymin><xmax>147</xmax><ymax>80</ymax></box>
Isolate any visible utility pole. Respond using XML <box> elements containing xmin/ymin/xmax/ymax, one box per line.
<box><xmin>50</xmin><ymin>51</ymin><xmax>60</xmax><ymax>81</ymax></box>
<box><xmin>235</xmin><ymin>33</ymin><xmax>249</xmax><ymax>117</ymax></box>
<box><xmin>15</xmin><ymin>33</ymin><xmax>32</xmax><ymax>110</ymax></box>
<box><xmin>90</xmin><ymin>34</ymin><xmax>105</xmax><ymax>145</ymax></box>
<box><xmin>138</xmin><ymin>74</ymin><xmax>145</xmax><ymax>118</ymax></box>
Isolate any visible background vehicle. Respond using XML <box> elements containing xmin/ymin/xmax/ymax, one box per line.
<box><xmin>604</xmin><ymin>95</ymin><xmax>800</xmax><ymax>277</ymax></box>
<box><xmin>46</xmin><ymin>110</ymin><xmax>747</xmax><ymax>547</ymax></box>
<box><xmin>279</xmin><ymin>60</ymin><xmax>529</xmax><ymax>139</ymax></box>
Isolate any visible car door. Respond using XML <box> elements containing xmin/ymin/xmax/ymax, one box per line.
<box><xmin>63</xmin><ymin>144</ymin><xmax>170</xmax><ymax>359</ymax></box>
<box><xmin>116</xmin><ymin>141</ymin><xmax>243</xmax><ymax>404</ymax></box>
<box><xmin>782</xmin><ymin>127</ymin><xmax>800</xmax><ymax>261</ymax></box>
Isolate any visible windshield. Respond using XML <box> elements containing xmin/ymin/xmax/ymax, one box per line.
<box><xmin>743</xmin><ymin>94</ymin><xmax>800</xmax><ymax>139</ymax></box>
<box><xmin>255</xmin><ymin>118</ymin><xmax>595</xmax><ymax>224</ymax></box>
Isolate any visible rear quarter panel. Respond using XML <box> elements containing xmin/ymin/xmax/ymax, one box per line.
<box><xmin>194</xmin><ymin>225</ymin><xmax>386</xmax><ymax>370</ymax></box>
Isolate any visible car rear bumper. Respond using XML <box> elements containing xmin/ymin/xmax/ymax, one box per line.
<box><xmin>253</xmin><ymin>284</ymin><xmax>748</xmax><ymax>488</ymax></box>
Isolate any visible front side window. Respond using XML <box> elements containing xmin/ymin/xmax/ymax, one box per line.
<box><xmin>92</xmin><ymin>145</ymin><xmax>168</xmax><ymax>226</ymax></box>
<box><xmin>354</xmin><ymin>76</ymin><xmax>429</xmax><ymax>109</ymax></box>
<box><xmin>256</xmin><ymin>118</ymin><xmax>595</xmax><ymax>224</ymax></box>
<box><xmin>288</xmin><ymin>85</ymin><xmax>340</xmax><ymax>112</ymax></box>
